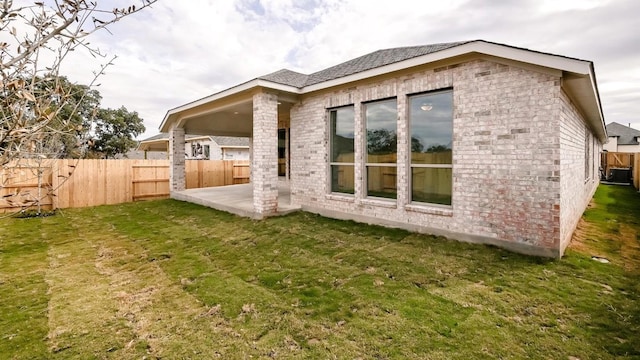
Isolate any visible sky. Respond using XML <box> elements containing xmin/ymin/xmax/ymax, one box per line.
<box><xmin>53</xmin><ymin>0</ymin><xmax>640</xmax><ymax>140</ymax></box>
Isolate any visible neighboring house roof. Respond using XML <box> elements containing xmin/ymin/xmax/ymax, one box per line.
<box><xmin>160</xmin><ymin>40</ymin><xmax>605</xmax><ymax>141</ymax></box>
<box><xmin>606</xmin><ymin>122</ymin><xmax>640</xmax><ymax>145</ymax></box>
<box><xmin>137</xmin><ymin>133</ymin><xmax>249</xmax><ymax>151</ymax></box>
<box><xmin>115</xmin><ymin>150</ymin><xmax>167</xmax><ymax>160</ymax></box>
<box><xmin>211</xmin><ymin>136</ymin><xmax>249</xmax><ymax>147</ymax></box>
<box><xmin>140</xmin><ymin>133</ymin><xmax>168</xmax><ymax>142</ymax></box>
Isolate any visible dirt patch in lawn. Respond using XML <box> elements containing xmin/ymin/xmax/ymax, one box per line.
<box><xmin>570</xmin><ymin>204</ymin><xmax>640</xmax><ymax>274</ymax></box>
<box><xmin>92</xmin><ymin>239</ymin><xmax>244</xmax><ymax>358</ymax></box>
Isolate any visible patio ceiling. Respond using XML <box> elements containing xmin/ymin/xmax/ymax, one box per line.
<box><xmin>176</xmin><ymin>97</ymin><xmax>295</xmax><ymax>137</ymax></box>
<box><xmin>179</xmin><ymin>99</ymin><xmax>254</xmax><ymax>137</ymax></box>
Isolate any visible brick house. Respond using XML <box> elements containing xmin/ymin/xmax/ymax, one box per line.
<box><xmin>160</xmin><ymin>40</ymin><xmax>605</xmax><ymax>257</ymax></box>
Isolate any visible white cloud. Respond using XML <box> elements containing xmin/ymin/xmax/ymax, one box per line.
<box><xmin>537</xmin><ymin>0</ymin><xmax>613</xmax><ymax>13</ymax></box>
<box><xmin>47</xmin><ymin>0</ymin><xmax>640</xmax><ymax>137</ymax></box>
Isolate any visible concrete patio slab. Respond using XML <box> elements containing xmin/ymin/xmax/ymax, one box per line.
<box><xmin>171</xmin><ymin>182</ymin><xmax>300</xmax><ymax>219</ymax></box>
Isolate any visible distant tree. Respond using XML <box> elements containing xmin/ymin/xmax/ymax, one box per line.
<box><xmin>367</xmin><ymin>130</ymin><xmax>432</xmax><ymax>154</ymax></box>
<box><xmin>32</xmin><ymin>76</ymin><xmax>103</xmax><ymax>158</ymax></box>
<box><xmin>367</xmin><ymin>129</ymin><xmax>397</xmax><ymax>154</ymax></box>
<box><xmin>0</xmin><ymin>0</ymin><xmax>156</xmax><ymax>165</ymax></box>
<box><xmin>92</xmin><ymin>107</ymin><xmax>145</xmax><ymax>159</ymax></box>
<box><xmin>426</xmin><ymin>144</ymin><xmax>450</xmax><ymax>153</ymax></box>
<box><xmin>411</xmin><ymin>137</ymin><xmax>424</xmax><ymax>153</ymax></box>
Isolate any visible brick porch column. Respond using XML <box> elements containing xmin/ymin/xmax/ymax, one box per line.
<box><xmin>248</xmin><ymin>137</ymin><xmax>253</xmax><ymax>182</ymax></box>
<box><xmin>252</xmin><ymin>92</ymin><xmax>278</xmax><ymax>217</ymax></box>
<box><xmin>169</xmin><ymin>126</ymin><xmax>185</xmax><ymax>191</ymax></box>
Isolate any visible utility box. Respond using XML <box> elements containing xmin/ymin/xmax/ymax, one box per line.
<box><xmin>610</xmin><ymin>168</ymin><xmax>632</xmax><ymax>183</ymax></box>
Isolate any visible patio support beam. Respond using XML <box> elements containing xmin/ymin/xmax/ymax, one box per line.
<box><xmin>169</xmin><ymin>126</ymin><xmax>186</xmax><ymax>191</ymax></box>
<box><xmin>252</xmin><ymin>92</ymin><xmax>279</xmax><ymax>218</ymax></box>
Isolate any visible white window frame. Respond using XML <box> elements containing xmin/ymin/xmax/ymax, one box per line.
<box><xmin>408</xmin><ymin>89</ymin><xmax>453</xmax><ymax>207</ymax></box>
<box><xmin>328</xmin><ymin>105</ymin><xmax>355</xmax><ymax>195</ymax></box>
<box><xmin>585</xmin><ymin>129</ymin><xmax>592</xmax><ymax>181</ymax></box>
<box><xmin>363</xmin><ymin>98</ymin><xmax>398</xmax><ymax>200</ymax></box>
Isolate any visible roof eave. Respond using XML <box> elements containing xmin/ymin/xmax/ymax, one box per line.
<box><xmin>301</xmin><ymin>40</ymin><xmax>595</xmax><ymax>93</ymax></box>
<box><xmin>137</xmin><ymin>138</ymin><xmax>169</xmax><ymax>152</ymax></box>
<box><xmin>159</xmin><ymin>79</ymin><xmax>301</xmax><ymax>133</ymax></box>
<box><xmin>159</xmin><ymin>40</ymin><xmax>606</xmax><ymax>141</ymax></box>
<box><xmin>562</xmin><ymin>64</ymin><xmax>607</xmax><ymax>142</ymax></box>
<box><xmin>220</xmin><ymin>145</ymin><xmax>250</xmax><ymax>149</ymax></box>
<box><xmin>299</xmin><ymin>40</ymin><xmax>606</xmax><ymax>142</ymax></box>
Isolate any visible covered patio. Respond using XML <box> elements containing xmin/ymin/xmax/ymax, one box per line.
<box><xmin>171</xmin><ymin>181</ymin><xmax>300</xmax><ymax>219</ymax></box>
<box><xmin>159</xmin><ymin>79</ymin><xmax>300</xmax><ymax>219</ymax></box>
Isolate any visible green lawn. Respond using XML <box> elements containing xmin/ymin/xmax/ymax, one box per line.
<box><xmin>0</xmin><ymin>185</ymin><xmax>638</xmax><ymax>359</ymax></box>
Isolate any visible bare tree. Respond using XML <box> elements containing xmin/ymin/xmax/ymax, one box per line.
<box><xmin>0</xmin><ymin>0</ymin><xmax>156</xmax><ymax>214</ymax></box>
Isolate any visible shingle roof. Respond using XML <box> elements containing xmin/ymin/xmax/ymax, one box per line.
<box><xmin>140</xmin><ymin>133</ymin><xmax>249</xmax><ymax>147</ymax></box>
<box><xmin>305</xmin><ymin>42</ymin><xmax>472</xmax><ymax>86</ymax></box>
<box><xmin>210</xmin><ymin>136</ymin><xmax>249</xmax><ymax>147</ymax></box>
<box><xmin>141</xmin><ymin>133</ymin><xmax>168</xmax><ymax>142</ymax></box>
<box><xmin>258</xmin><ymin>69</ymin><xmax>309</xmax><ymax>88</ymax></box>
<box><xmin>256</xmin><ymin>41</ymin><xmax>472</xmax><ymax>88</ymax></box>
<box><xmin>606</xmin><ymin>122</ymin><xmax>640</xmax><ymax>145</ymax></box>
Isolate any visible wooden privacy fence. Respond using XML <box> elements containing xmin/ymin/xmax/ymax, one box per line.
<box><xmin>0</xmin><ymin>159</ymin><xmax>250</xmax><ymax>213</ymax></box>
<box><xmin>334</xmin><ymin>152</ymin><xmax>452</xmax><ymax>196</ymax></box>
<box><xmin>601</xmin><ymin>152</ymin><xmax>634</xmax><ymax>178</ymax></box>
<box><xmin>635</xmin><ymin>155</ymin><xmax>640</xmax><ymax>190</ymax></box>
<box><xmin>600</xmin><ymin>151</ymin><xmax>640</xmax><ymax>189</ymax></box>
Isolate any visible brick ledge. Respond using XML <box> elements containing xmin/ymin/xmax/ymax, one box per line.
<box><xmin>405</xmin><ymin>204</ymin><xmax>453</xmax><ymax>217</ymax></box>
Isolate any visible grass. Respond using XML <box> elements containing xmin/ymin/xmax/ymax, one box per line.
<box><xmin>0</xmin><ymin>184</ymin><xmax>638</xmax><ymax>359</ymax></box>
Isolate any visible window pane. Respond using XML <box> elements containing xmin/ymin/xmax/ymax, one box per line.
<box><xmin>367</xmin><ymin>166</ymin><xmax>396</xmax><ymax>199</ymax></box>
<box><xmin>410</xmin><ymin>91</ymin><xmax>453</xmax><ymax>164</ymax></box>
<box><xmin>331</xmin><ymin>165</ymin><xmax>354</xmax><ymax>194</ymax></box>
<box><xmin>330</xmin><ymin>107</ymin><xmax>355</xmax><ymax>163</ymax></box>
<box><xmin>366</xmin><ymin>99</ymin><xmax>397</xmax><ymax>163</ymax></box>
<box><xmin>411</xmin><ymin>167</ymin><xmax>452</xmax><ymax>205</ymax></box>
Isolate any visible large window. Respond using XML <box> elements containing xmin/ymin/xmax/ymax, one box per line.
<box><xmin>365</xmin><ymin>99</ymin><xmax>397</xmax><ymax>199</ymax></box>
<box><xmin>585</xmin><ymin>129</ymin><xmax>591</xmax><ymax>180</ymax></box>
<box><xmin>409</xmin><ymin>90</ymin><xmax>453</xmax><ymax>205</ymax></box>
<box><xmin>278</xmin><ymin>129</ymin><xmax>287</xmax><ymax>177</ymax></box>
<box><xmin>329</xmin><ymin>106</ymin><xmax>355</xmax><ymax>194</ymax></box>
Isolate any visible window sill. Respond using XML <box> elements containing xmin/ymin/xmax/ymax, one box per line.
<box><xmin>361</xmin><ymin>198</ymin><xmax>397</xmax><ymax>209</ymax></box>
<box><xmin>326</xmin><ymin>193</ymin><xmax>355</xmax><ymax>203</ymax></box>
<box><xmin>405</xmin><ymin>204</ymin><xmax>453</xmax><ymax>217</ymax></box>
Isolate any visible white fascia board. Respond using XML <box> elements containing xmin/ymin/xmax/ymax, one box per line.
<box><xmin>302</xmin><ymin>40</ymin><xmax>593</xmax><ymax>93</ymax></box>
<box><xmin>219</xmin><ymin>145</ymin><xmax>250</xmax><ymax>149</ymax></box>
<box><xmin>587</xmin><ymin>63</ymin><xmax>606</xmax><ymax>130</ymax></box>
<box><xmin>138</xmin><ymin>138</ymin><xmax>168</xmax><ymax>146</ymax></box>
<box><xmin>159</xmin><ymin>79</ymin><xmax>300</xmax><ymax>132</ymax></box>
<box><xmin>185</xmin><ymin>136</ymin><xmax>213</xmax><ymax>142</ymax></box>
<box><xmin>471</xmin><ymin>41</ymin><xmax>592</xmax><ymax>74</ymax></box>
<box><xmin>137</xmin><ymin>139</ymin><xmax>168</xmax><ymax>151</ymax></box>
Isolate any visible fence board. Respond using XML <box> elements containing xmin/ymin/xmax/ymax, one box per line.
<box><xmin>0</xmin><ymin>160</ymin><xmax>54</xmax><ymax>211</ymax></box>
<box><xmin>602</xmin><ymin>152</ymin><xmax>634</xmax><ymax>178</ymax></box>
<box><xmin>132</xmin><ymin>161</ymin><xmax>170</xmax><ymax>201</ymax></box>
<box><xmin>185</xmin><ymin>161</ymin><xmax>199</xmax><ymax>189</ymax></box>
<box><xmin>1</xmin><ymin>159</ymin><xmax>251</xmax><ymax>213</ymax></box>
<box><xmin>635</xmin><ymin>154</ymin><xmax>640</xmax><ymax>190</ymax></box>
<box><xmin>232</xmin><ymin>162</ymin><xmax>250</xmax><ymax>184</ymax></box>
